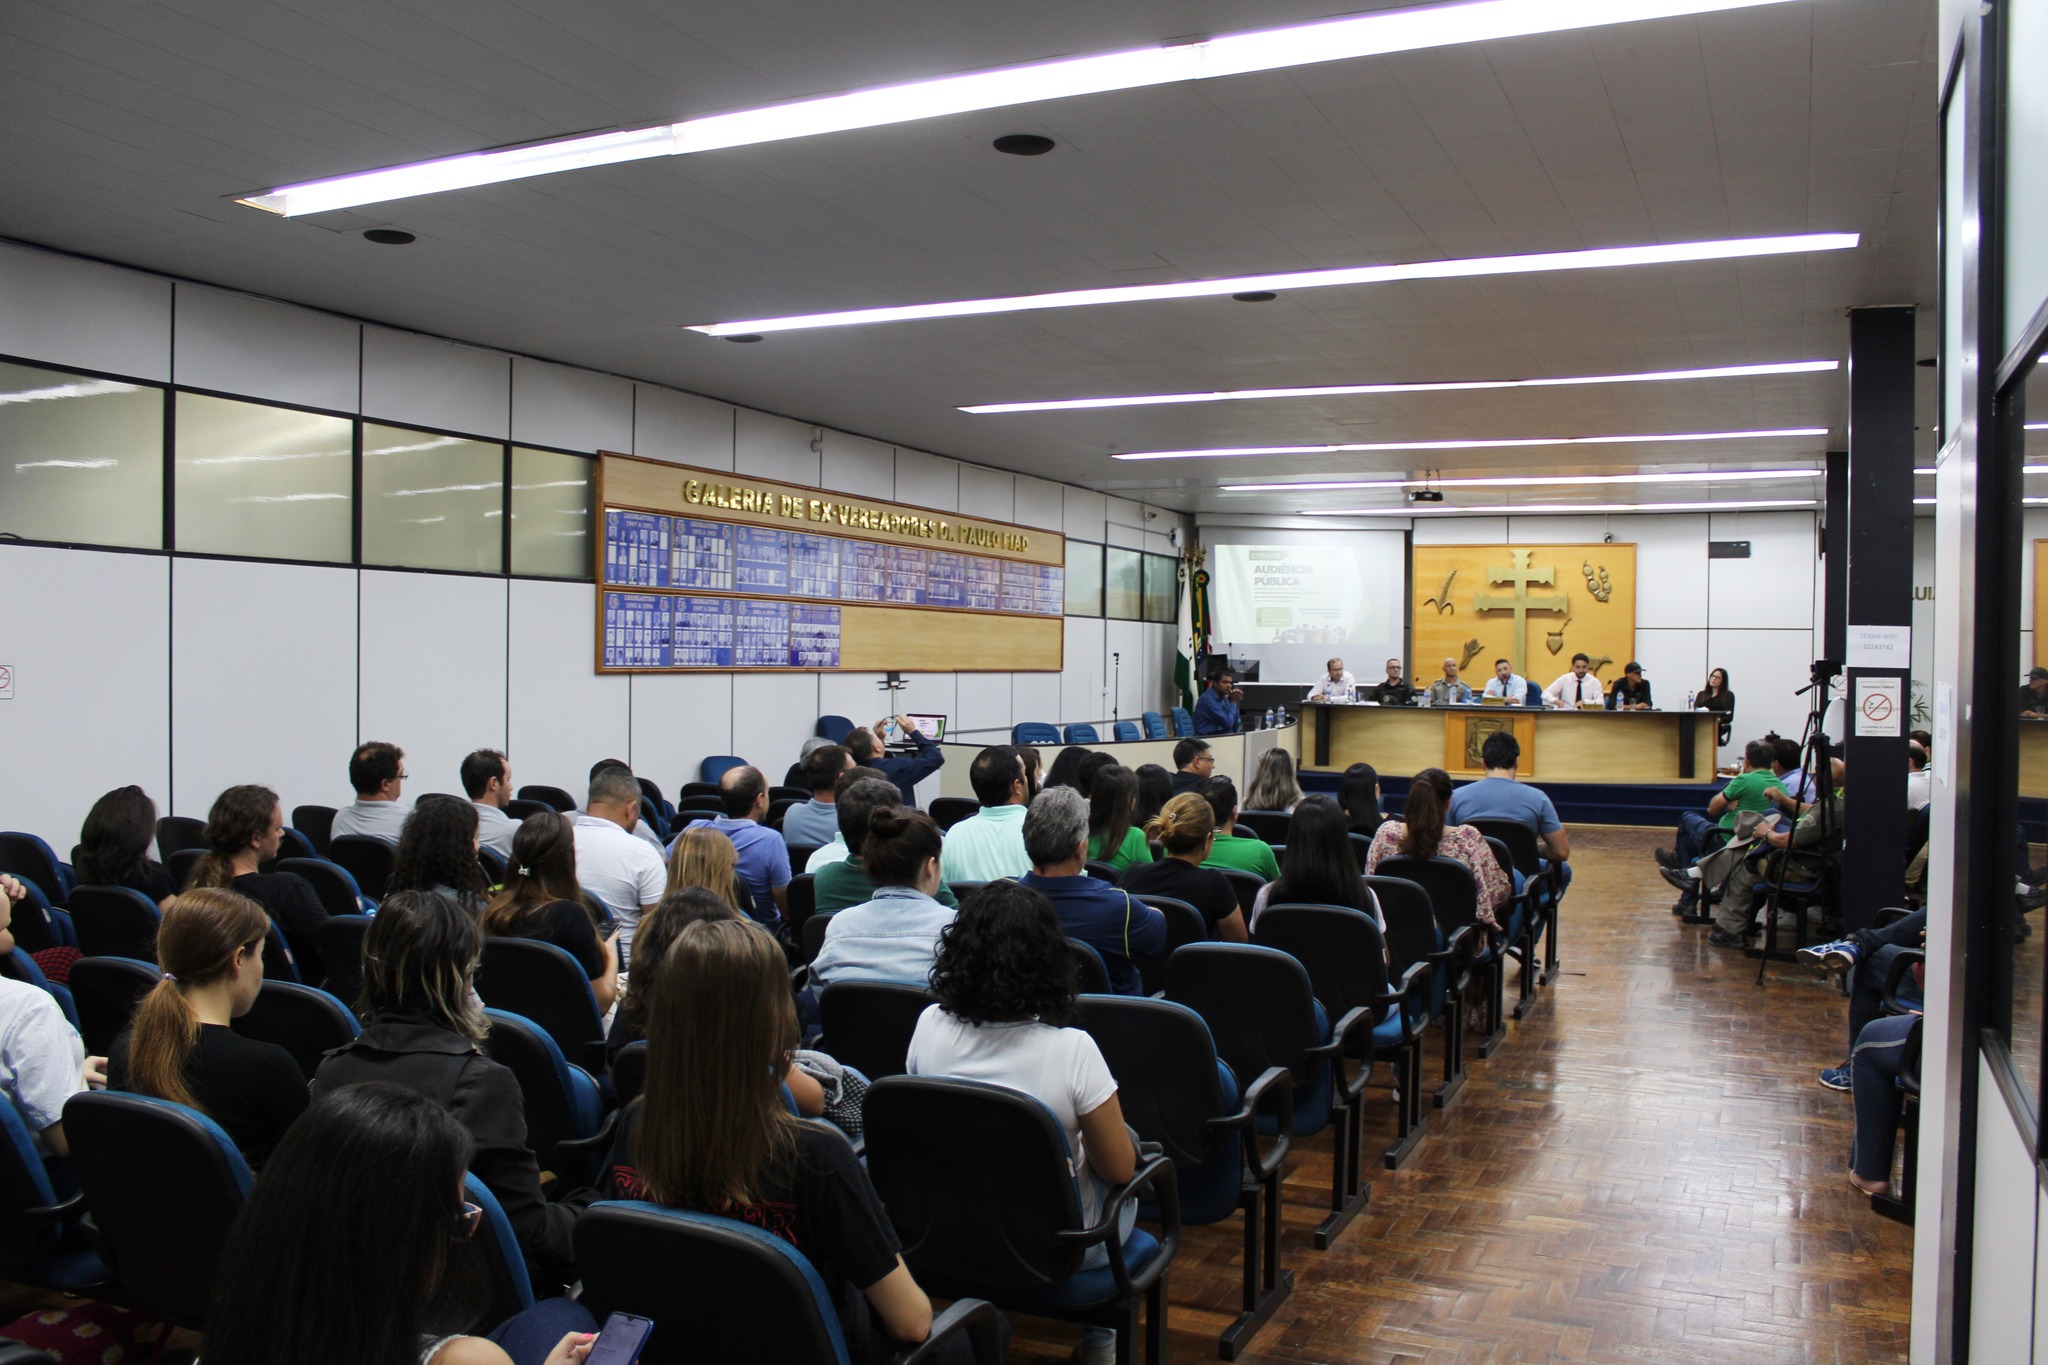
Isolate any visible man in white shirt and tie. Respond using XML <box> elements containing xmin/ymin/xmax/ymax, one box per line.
<box><xmin>1304</xmin><ymin>657</ymin><xmax>1355</xmax><ymax>702</ymax></box>
<box><xmin>1544</xmin><ymin>653</ymin><xmax>1605</xmax><ymax>708</ymax></box>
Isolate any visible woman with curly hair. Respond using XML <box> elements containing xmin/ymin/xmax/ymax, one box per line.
<box><xmin>387</xmin><ymin>795</ymin><xmax>491</xmax><ymax>914</ymax></box>
<box><xmin>906</xmin><ymin>879</ymin><xmax>1136</xmax><ymax>1364</ymax></box>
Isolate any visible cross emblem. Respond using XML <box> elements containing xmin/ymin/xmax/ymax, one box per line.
<box><xmin>1473</xmin><ymin>549</ymin><xmax>1569</xmax><ymax>676</ymax></box>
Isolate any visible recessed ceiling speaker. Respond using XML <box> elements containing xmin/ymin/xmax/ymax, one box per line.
<box><xmin>993</xmin><ymin>134</ymin><xmax>1056</xmax><ymax>156</ymax></box>
<box><xmin>363</xmin><ymin>229</ymin><xmax>415</xmax><ymax>245</ymax></box>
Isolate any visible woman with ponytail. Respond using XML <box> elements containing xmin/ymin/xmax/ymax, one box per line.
<box><xmin>187</xmin><ymin>783</ymin><xmax>331</xmax><ymax>983</ymax></box>
<box><xmin>1364</xmin><ymin>768</ymin><xmax>1508</xmax><ymax>930</ymax></box>
<box><xmin>107</xmin><ymin>888</ymin><xmax>307</xmax><ymax>1164</ymax></box>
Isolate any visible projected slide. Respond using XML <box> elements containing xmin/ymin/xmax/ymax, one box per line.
<box><xmin>1207</xmin><ymin>533</ymin><xmax>1407</xmax><ymax>684</ymax></box>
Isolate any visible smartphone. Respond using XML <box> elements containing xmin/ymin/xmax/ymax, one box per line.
<box><xmin>585</xmin><ymin>1312</ymin><xmax>654</xmax><ymax>1365</ymax></box>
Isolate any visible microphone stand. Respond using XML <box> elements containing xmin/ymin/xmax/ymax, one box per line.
<box><xmin>1112</xmin><ymin>652</ymin><xmax>1122</xmax><ymax>724</ymax></box>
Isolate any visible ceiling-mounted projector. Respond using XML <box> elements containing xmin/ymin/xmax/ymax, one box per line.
<box><xmin>1408</xmin><ymin>489</ymin><xmax>1445</xmax><ymax>503</ymax></box>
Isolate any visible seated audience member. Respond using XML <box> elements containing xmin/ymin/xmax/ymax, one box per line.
<box><xmin>1683</xmin><ymin>759</ymin><xmax>1845</xmax><ymax>949</ymax></box>
<box><xmin>1846</xmin><ymin>1009</ymin><xmax>1922</xmax><ymax>1197</ymax></box>
<box><xmin>782</xmin><ymin>744</ymin><xmax>854</xmax><ymax>849</ymax></box>
<box><xmin>1044</xmin><ymin>746</ymin><xmax>1093</xmax><ymax>793</ymax></box>
<box><xmin>1250</xmin><ymin>795</ymin><xmax>1379</xmax><ymax>929</ymax></box>
<box><xmin>817</xmin><ymin>778</ymin><xmax>962</xmax><ymax>915</ymax></box>
<box><xmin>603</xmin><ymin>918</ymin><xmax>948</xmax><ymax>1362</ymax></box>
<box><xmin>1605</xmin><ymin>662</ymin><xmax>1654</xmax><ymax>710</ymax></box>
<box><xmin>665</xmin><ymin>825</ymin><xmax>748</xmax><ymax>916</ymax></box>
<box><xmin>188</xmin><ymin>784</ymin><xmax>330</xmax><ymax>984</ymax></box>
<box><xmin>811</xmin><ymin>809</ymin><xmax>955</xmax><ymax>988</ymax></box>
<box><xmin>1075</xmin><ymin>750</ymin><xmax>1117</xmax><ymax>799</ymax></box>
<box><xmin>845</xmin><ymin>715</ymin><xmax>945</xmax><ymax>807</ymax></box>
<box><xmin>1338</xmin><ymin>763</ymin><xmax>1384</xmax><ymax>838</ymax></box>
<box><xmin>1906</xmin><ymin>740</ymin><xmax>1932</xmax><ymax>810</ymax></box>
<box><xmin>1803</xmin><ymin>909</ymin><xmax>1926</xmax><ymax>1091</ymax></box>
<box><xmin>74</xmin><ymin>785</ymin><xmax>175</xmax><ymax>905</ymax></box>
<box><xmin>1132</xmin><ymin>764</ymin><xmax>1174</xmax><ymax>828</ymax></box>
<box><xmin>1544</xmin><ymin>653</ymin><xmax>1605</xmax><ymax>708</ymax></box>
<box><xmin>1017</xmin><ymin>746</ymin><xmax>1045</xmax><ymax>799</ymax></box>
<box><xmin>1368</xmin><ymin>657</ymin><xmax>1413</xmax><ymax>706</ymax></box>
<box><xmin>108</xmin><ymin>888</ymin><xmax>306</xmax><ymax>1165</ymax></box>
<box><xmin>204</xmin><ymin>1083</ymin><xmax>598</xmax><ymax>1365</ymax></box>
<box><xmin>330</xmin><ymin>740</ymin><xmax>411</xmax><ymax>846</ymax></box>
<box><xmin>580</xmin><ymin>759</ymin><xmax>663</xmax><ymax>851</ymax></box>
<box><xmin>570</xmin><ymin>765</ymin><xmax>666</xmax><ymax>970</ymax></box>
<box><xmin>1306</xmin><ymin>657</ymin><xmax>1357</xmax><ymax>703</ymax></box>
<box><xmin>1766</xmin><ymin>736</ymin><xmax>1819</xmax><ymax>820</ymax></box>
<box><xmin>1196</xmin><ymin>777</ymin><xmax>1281</xmax><ymax>881</ymax></box>
<box><xmin>1481</xmin><ymin>659</ymin><xmax>1528</xmax><ymax>705</ymax></box>
<box><xmin>1169</xmin><ymin>738</ymin><xmax>1215</xmax><ymax>794</ymax></box>
<box><xmin>1446</xmin><ymin>731</ymin><xmax>1571</xmax><ymax>891</ymax></box>
<box><xmin>939</xmin><ymin>746</ymin><xmax>1033</xmax><ymax>884</ymax></box>
<box><xmin>1193</xmin><ymin>670</ymin><xmax>1243</xmax><ymax>736</ymax></box>
<box><xmin>784</xmin><ymin>734</ymin><xmax>833</xmax><ymax>791</ymax></box>
<box><xmin>1016</xmin><ymin>788</ymin><xmax>1165</xmax><ymax>996</ymax></box>
<box><xmin>314</xmin><ymin>891</ymin><xmax>587</xmax><ymax>1289</ymax></box>
<box><xmin>2024</xmin><ymin>667</ymin><xmax>2048</xmax><ymax>717</ymax></box>
<box><xmin>694</xmin><ymin>765</ymin><xmax>791</xmax><ymax>928</ymax></box>
<box><xmin>389</xmin><ymin>794</ymin><xmax>494</xmax><ymax>915</ymax></box>
<box><xmin>1244</xmin><ymin>748</ymin><xmax>1304</xmax><ymax>812</ymax></box>
<box><xmin>1119</xmin><ymin>794</ymin><xmax>1246</xmax><ymax>941</ymax></box>
<box><xmin>1655</xmin><ymin>740</ymin><xmax>1783</xmax><ymax>909</ymax></box>
<box><xmin>1426</xmin><ymin>658</ymin><xmax>1474</xmax><ymax>706</ymax></box>
<box><xmin>463</xmin><ymin>749</ymin><xmax>520</xmax><ymax>859</ymax></box>
<box><xmin>1085</xmin><ymin>764</ymin><xmax>1152</xmax><ymax>873</ymax></box>
<box><xmin>0</xmin><ymin>884</ymin><xmax>98</xmax><ymax>1157</ymax></box>
<box><xmin>481</xmin><ymin>813</ymin><xmax>619</xmax><ymax>1013</ymax></box>
<box><xmin>1697</xmin><ymin>668</ymin><xmax>1736</xmax><ymax>742</ymax></box>
<box><xmin>1366</xmin><ymin>769</ymin><xmax>1508</xmax><ymax>931</ymax></box>
<box><xmin>908</xmin><ymin>879</ymin><xmax>1136</xmax><ymax>1364</ymax></box>
<box><xmin>802</xmin><ymin>766</ymin><xmax>867</xmax><ymax>873</ymax></box>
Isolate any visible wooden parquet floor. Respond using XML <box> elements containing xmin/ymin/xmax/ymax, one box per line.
<box><xmin>1007</xmin><ymin>825</ymin><xmax>1915</xmax><ymax>1365</ymax></box>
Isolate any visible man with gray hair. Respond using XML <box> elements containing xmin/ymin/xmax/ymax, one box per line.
<box><xmin>1017</xmin><ymin>786</ymin><xmax>1165</xmax><ymax>996</ymax></box>
<box><xmin>572</xmin><ymin>762</ymin><xmax>666</xmax><ymax>968</ymax></box>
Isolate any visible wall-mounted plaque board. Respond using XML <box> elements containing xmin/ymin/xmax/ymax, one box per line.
<box><xmin>595</xmin><ymin>452</ymin><xmax>1064</xmax><ymax>673</ymax></box>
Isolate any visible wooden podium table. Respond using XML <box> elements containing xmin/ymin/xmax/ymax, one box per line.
<box><xmin>1303</xmin><ymin>702</ymin><xmax>1715</xmax><ymax>783</ymax></box>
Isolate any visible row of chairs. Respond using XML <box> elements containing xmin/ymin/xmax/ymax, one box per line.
<box><xmin>1011</xmin><ymin>710</ymin><xmax>1191</xmax><ymax>747</ymax></box>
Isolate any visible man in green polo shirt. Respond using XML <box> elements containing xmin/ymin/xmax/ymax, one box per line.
<box><xmin>1657</xmin><ymin>738</ymin><xmax>1783</xmax><ymax>913</ymax></box>
<box><xmin>1197</xmin><ymin>776</ymin><xmax>1281</xmax><ymax>881</ymax></box>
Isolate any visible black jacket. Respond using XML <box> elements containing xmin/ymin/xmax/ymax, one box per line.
<box><xmin>311</xmin><ymin>1009</ymin><xmax>585</xmax><ymax>1286</ymax></box>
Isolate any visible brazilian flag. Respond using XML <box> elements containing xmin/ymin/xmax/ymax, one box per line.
<box><xmin>1175</xmin><ymin>554</ymin><xmax>1211</xmax><ymax>711</ymax></box>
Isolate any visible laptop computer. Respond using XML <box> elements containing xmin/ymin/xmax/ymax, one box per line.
<box><xmin>899</xmin><ymin>714</ymin><xmax>947</xmax><ymax>742</ymax></box>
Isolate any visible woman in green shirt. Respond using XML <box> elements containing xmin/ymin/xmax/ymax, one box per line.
<box><xmin>1086</xmin><ymin>764</ymin><xmax>1153</xmax><ymax>873</ymax></box>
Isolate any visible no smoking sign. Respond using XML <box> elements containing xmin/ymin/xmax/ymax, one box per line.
<box><xmin>1853</xmin><ymin>675</ymin><xmax>1901</xmax><ymax>737</ymax></box>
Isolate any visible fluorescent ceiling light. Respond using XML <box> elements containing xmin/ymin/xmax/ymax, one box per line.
<box><xmin>1301</xmin><ymin>498</ymin><xmax>1817</xmax><ymax>516</ymax></box>
<box><xmin>238</xmin><ymin>0</ymin><xmax>1804</xmax><ymax>216</ymax></box>
<box><xmin>1224</xmin><ymin>468</ymin><xmax>1819</xmax><ymax>492</ymax></box>
<box><xmin>1115</xmin><ymin>426</ymin><xmax>1827</xmax><ymax>461</ymax></box>
<box><xmin>692</xmin><ymin>235</ymin><xmax>1857</xmax><ymax>336</ymax></box>
<box><xmin>963</xmin><ymin>360</ymin><xmax>1840</xmax><ymax>415</ymax></box>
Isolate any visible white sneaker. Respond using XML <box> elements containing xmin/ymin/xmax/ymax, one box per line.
<box><xmin>1073</xmin><ymin>1326</ymin><xmax>1118</xmax><ymax>1365</ymax></box>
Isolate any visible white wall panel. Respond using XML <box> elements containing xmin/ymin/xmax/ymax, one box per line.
<box><xmin>633</xmin><ymin>386</ymin><xmax>733</xmax><ymax>469</ymax></box>
<box><xmin>1107</xmin><ymin>498</ymin><xmax>1147</xmax><ymax>530</ymax></box>
<box><xmin>1630</xmin><ymin>629</ymin><xmax>1709</xmax><ymax>711</ymax></box>
<box><xmin>0</xmin><ymin>242</ymin><xmax>171</xmax><ymax>382</ymax></box>
<box><xmin>893</xmin><ymin>449</ymin><xmax>958</xmax><ymax>511</ymax></box>
<box><xmin>173</xmin><ymin>285</ymin><xmax>360</xmax><ymax>412</ymax></box>
<box><xmin>1061</xmin><ymin>618</ymin><xmax>1107</xmax><ymax>727</ymax></box>
<box><xmin>819</xmin><ymin>433</ymin><xmax>895</xmax><ymax>499</ymax></box>
<box><xmin>1707</xmin><ymin>512</ymin><xmax>1818</xmax><ymax>631</ymax></box>
<box><xmin>511</xmin><ymin>358</ymin><xmax>631</xmax><ymax>454</ymax></box>
<box><xmin>1106</xmin><ymin>523</ymin><xmax>1144</xmax><ymax>549</ymax></box>
<box><xmin>1013</xmin><ymin>474</ymin><xmax>1065</xmax><ymax>532</ymax></box>
<box><xmin>1143</xmin><ymin>531</ymin><xmax>1175</xmax><ymax>556</ymax></box>
<box><xmin>630</xmin><ymin>673</ymin><xmax>734</xmax><ymax>795</ymax></box>
<box><xmin>818</xmin><ymin>673</ymin><xmax>890</xmax><ymax>737</ymax></box>
<box><xmin>0</xmin><ymin>547</ymin><xmax>169</xmax><ymax>850</ymax></box>
<box><xmin>357</xmin><ymin>571</ymin><xmax>507</xmax><ymax>800</ymax></box>
<box><xmin>171</xmin><ymin>557</ymin><xmax>356</xmax><ymax>822</ymax></box>
<box><xmin>957</xmin><ymin>465</ymin><xmax>1015</xmax><ymax>523</ymax></box>
<box><xmin>731</xmin><ymin>674</ymin><xmax>819</xmax><ymax>782</ymax></box>
<box><xmin>1635</xmin><ymin>515</ymin><xmax>1711</xmax><ymax>630</ymax></box>
<box><xmin>1970</xmin><ymin>1056</ymin><xmax>2039</xmax><ymax>1362</ymax></box>
<box><xmin>507</xmin><ymin>580</ymin><xmax>628</xmax><ymax>793</ymax></box>
<box><xmin>1502</xmin><ymin>515</ymin><xmax>1617</xmax><ymax>544</ymax></box>
<box><xmin>1698</xmin><ymin>629</ymin><xmax>1817</xmax><ymax>746</ymax></box>
<box><xmin>1148</xmin><ymin>624</ymin><xmax>1181</xmax><ymax>717</ymax></box>
<box><xmin>955</xmin><ymin>673</ymin><xmax>1015</xmax><ymax>741</ymax></box>
<box><xmin>734</xmin><ymin>410</ymin><xmax>820</xmax><ymax>487</ymax></box>
<box><xmin>1104</xmin><ymin>620</ymin><xmax>1148</xmax><ymax>729</ymax></box>
<box><xmin>1411</xmin><ymin>517</ymin><xmax>1505</xmax><ymax>545</ymax></box>
<box><xmin>1063</xmin><ymin>487</ymin><xmax>1108</xmax><ymax>543</ymax></box>
<box><xmin>361</xmin><ymin>328</ymin><xmax>509</xmax><ymax>439</ymax></box>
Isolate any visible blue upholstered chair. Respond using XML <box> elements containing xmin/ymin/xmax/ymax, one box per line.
<box><xmin>0</xmin><ymin>1093</ymin><xmax>105</xmax><ymax>1294</ymax></box>
<box><xmin>1114</xmin><ymin>720</ymin><xmax>1143</xmax><ymax>742</ymax></box>
<box><xmin>1064</xmin><ymin>723</ymin><xmax>1102</xmax><ymax>744</ymax></box>
<box><xmin>698</xmin><ymin>755</ymin><xmax>748</xmax><ymax>782</ymax></box>
<box><xmin>1170</xmin><ymin>706</ymin><xmax>1195</xmax><ymax>737</ymax></box>
<box><xmin>0</xmin><ymin>835</ymin><xmax>72</xmax><ymax>902</ymax></box>
<box><xmin>1011</xmin><ymin>722</ymin><xmax>1061</xmax><ymax>745</ymax></box>
<box><xmin>814</xmin><ymin>714</ymin><xmax>856</xmax><ymax>743</ymax></box>
<box><xmin>480</xmin><ymin>1008</ymin><xmax>611</xmax><ymax>1186</ymax></box>
<box><xmin>1142</xmin><ymin>711</ymin><xmax>1169</xmax><ymax>740</ymax></box>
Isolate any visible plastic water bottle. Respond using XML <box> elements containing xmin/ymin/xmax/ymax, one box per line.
<box><xmin>1277</xmin><ymin>705</ymin><xmax>1288</xmax><ymax>726</ymax></box>
<box><xmin>1264</xmin><ymin>707</ymin><xmax>1276</xmax><ymax>730</ymax></box>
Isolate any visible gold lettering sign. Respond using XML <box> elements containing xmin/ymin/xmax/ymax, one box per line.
<box><xmin>679</xmin><ymin>478</ymin><xmax>1030</xmax><ymax>553</ymax></box>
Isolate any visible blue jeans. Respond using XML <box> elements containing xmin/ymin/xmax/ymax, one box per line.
<box><xmin>489</xmin><ymin>1297</ymin><xmax>597</xmax><ymax>1365</ymax></box>
<box><xmin>1850</xmin><ymin>1014</ymin><xmax>1920</xmax><ymax>1183</ymax></box>
<box><xmin>1845</xmin><ymin>910</ymin><xmax>1926</xmax><ymax>1056</ymax></box>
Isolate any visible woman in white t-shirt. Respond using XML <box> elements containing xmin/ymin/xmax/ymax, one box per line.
<box><xmin>906</xmin><ymin>880</ymin><xmax>1137</xmax><ymax>1365</ymax></box>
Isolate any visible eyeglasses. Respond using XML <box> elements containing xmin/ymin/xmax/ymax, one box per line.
<box><xmin>453</xmin><ymin>1201</ymin><xmax>483</xmax><ymax>1240</ymax></box>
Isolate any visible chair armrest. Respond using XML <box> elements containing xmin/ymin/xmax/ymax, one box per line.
<box><xmin>1874</xmin><ymin>906</ymin><xmax>1912</xmax><ymax>928</ymax></box>
<box><xmin>894</xmin><ymin>1299</ymin><xmax>1006</xmax><ymax>1365</ymax></box>
<box><xmin>0</xmin><ymin>1341</ymin><xmax>60</xmax><ymax>1365</ymax></box>
<box><xmin>1206</xmin><ymin>1064</ymin><xmax>1293</xmax><ymax>1182</ymax></box>
<box><xmin>556</xmin><ymin>1108</ymin><xmax>620</xmax><ymax>1156</ymax></box>
<box><xmin>1377</xmin><ymin>959</ymin><xmax>1431</xmax><ymax>1031</ymax></box>
<box><xmin>1882</xmin><ymin>948</ymin><xmax>1927</xmax><ymax>1015</ymax></box>
<box><xmin>1054</xmin><ymin>1151</ymin><xmax>1181</xmax><ymax>1300</ymax></box>
<box><xmin>17</xmin><ymin>1190</ymin><xmax>84</xmax><ymax>1228</ymax></box>
<box><xmin>581</xmin><ymin>1040</ymin><xmax>611</xmax><ymax>1076</ymax></box>
<box><xmin>1304</xmin><ymin>1005</ymin><xmax>1375</xmax><ymax>1102</ymax></box>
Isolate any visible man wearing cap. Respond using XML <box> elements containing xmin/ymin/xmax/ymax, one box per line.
<box><xmin>2023</xmin><ymin>667</ymin><xmax>2048</xmax><ymax>718</ymax></box>
<box><xmin>1543</xmin><ymin>653</ymin><xmax>1604</xmax><ymax>708</ymax></box>
<box><xmin>1607</xmin><ymin>662</ymin><xmax>1654</xmax><ymax>710</ymax></box>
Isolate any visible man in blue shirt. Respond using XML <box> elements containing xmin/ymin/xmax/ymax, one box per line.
<box><xmin>1446</xmin><ymin>730</ymin><xmax>1572</xmax><ymax>893</ymax></box>
<box><xmin>1192</xmin><ymin>671</ymin><xmax>1243</xmax><ymax>735</ymax></box>
<box><xmin>780</xmin><ymin>744</ymin><xmax>853</xmax><ymax>849</ymax></box>
<box><xmin>847</xmin><ymin>715</ymin><xmax>945</xmax><ymax>807</ymax></box>
<box><xmin>1015</xmin><ymin>787</ymin><xmax>1165</xmax><ymax>995</ymax></box>
<box><xmin>688</xmin><ymin>765</ymin><xmax>792</xmax><ymax>928</ymax></box>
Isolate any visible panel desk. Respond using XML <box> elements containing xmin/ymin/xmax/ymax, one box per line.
<box><xmin>1303</xmin><ymin>702</ymin><xmax>1716</xmax><ymax>783</ymax></box>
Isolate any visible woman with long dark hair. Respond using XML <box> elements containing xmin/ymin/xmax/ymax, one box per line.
<box><xmin>186</xmin><ymin>784</ymin><xmax>330</xmax><ymax>983</ymax></box>
<box><xmin>388</xmin><ymin>795</ymin><xmax>491</xmax><ymax>914</ymax></box>
<box><xmin>74</xmin><ymin>786</ymin><xmax>173</xmax><ymax>905</ymax></box>
<box><xmin>481</xmin><ymin>813</ymin><xmax>618</xmax><ymax>1012</ymax></box>
<box><xmin>1084</xmin><ymin>764</ymin><xmax>1151</xmax><ymax>873</ymax></box>
<box><xmin>1364</xmin><ymin>769</ymin><xmax>1507</xmax><ymax>929</ymax></box>
<box><xmin>1249</xmin><ymin>795</ymin><xmax>1376</xmax><ymax>929</ymax></box>
<box><xmin>1043</xmin><ymin>746</ymin><xmax>1093</xmax><ymax>793</ymax></box>
<box><xmin>1697</xmin><ymin>667</ymin><xmax>1736</xmax><ymax>745</ymax></box>
<box><xmin>313</xmin><ymin>891</ymin><xmax>585</xmax><ymax>1289</ymax></box>
<box><xmin>1132</xmin><ymin>764</ymin><xmax>1173</xmax><ymax>829</ymax></box>
<box><xmin>108</xmin><ymin>888</ymin><xmax>305</xmax><ymax>1164</ymax></box>
<box><xmin>204</xmin><ymin>1083</ymin><xmax>596</xmax><ymax>1365</ymax></box>
<box><xmin>1336</xmin><ymin>763</ymin><xmax>1383</xmax><ymax>838</ymax></box>
<box><xmin>602</xmin><ymin>918</ymin><xmax>935</xmax><ymax>1361</ymax></box>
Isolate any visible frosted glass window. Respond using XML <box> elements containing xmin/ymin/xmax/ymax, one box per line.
<box><xmin>175</xmin><ymin>394</ymin><xmax>352</xmax><ymax>561</ymax></box>
<box><xmin>1065</xmin><ymin>540</ymin><xmax>1103</xmax><ymax>616</ymax></box>
<box><xmin>511</xmin><ymin>446</ymin><xmax>594</xmax><ymax>579</ymax></box>
<box><xmin>2006</xmin><ymin>0</ymin><xmax>2048</xmax><ymax>356</ymax></box>
<box><xmin>1105</xmin><ymin>547</ymin><xmax>1143</xmax><ymax>620</ymax></box>
<box><xmin>0</xmin><ymin>360</ymin><xmax>163</xmax><ymax>549</ymax></box>
<box><xmin>1142</xmin><ymin>553</ymin><xmax>1178</xmax><ymax>623</ymax></box>
<box><xmin>362</xmin><ymin>424</ymin><xmax>504</xmax><ymax>573</ymax></box>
